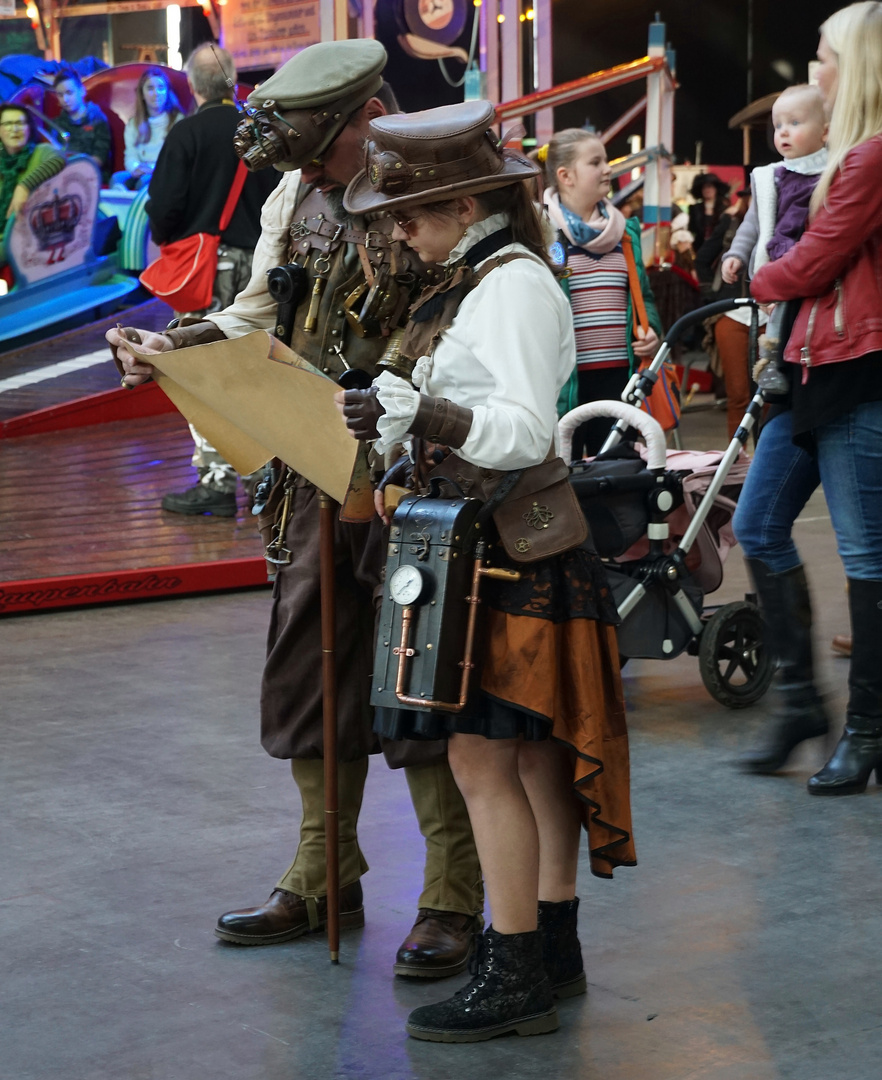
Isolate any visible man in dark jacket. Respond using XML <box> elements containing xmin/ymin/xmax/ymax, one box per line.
<box><xmin>147</xmin><ymin>43</ymin><xmax>280</xmax><ymax>516</ymax></box>
<box><xmin>54</xmin><ymin>71</ymin><xmax>112</xmax><ymax>178</ymax></box>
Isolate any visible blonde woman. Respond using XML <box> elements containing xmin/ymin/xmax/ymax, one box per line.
<box><xmin>751</xmin><ymin>1</ymin><xmax>882</xmax><ymax>796</ymax></box>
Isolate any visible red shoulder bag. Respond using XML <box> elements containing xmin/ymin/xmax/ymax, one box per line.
<box><xmin>140</xmin><ymin>160</ymin><xmax>248</xmax><ymax>313</ymax></box>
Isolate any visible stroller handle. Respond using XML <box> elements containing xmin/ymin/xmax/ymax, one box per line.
<box><xmin>663</xmin><ymin>296</ymin><xmax>760</xmax><ymax>349</ymax></box>
<box><xmin>559</xmin><ymin>400</ymin><xmax>667</xmax><ymax>470</ymax></box>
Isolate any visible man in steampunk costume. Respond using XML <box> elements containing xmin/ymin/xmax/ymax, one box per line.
<box><xmin>108</xmin><ymin>39</ymin><xmax>483</xmax><ymax>977</ymax></box>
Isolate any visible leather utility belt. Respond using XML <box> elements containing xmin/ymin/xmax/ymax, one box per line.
<box><xmin>251</xmin><ymin>460</ymin><xmax>303</xmax><ymax>581</ymax></box>
<box><xmin>371</xmin><ymin>457</ymin><xmax>590</xmax><ymax>715</ymax></box>
<box><xmin>427</xmin><ymin>452</ymin><xmax>589</xmax><ymax>564</ymax></box>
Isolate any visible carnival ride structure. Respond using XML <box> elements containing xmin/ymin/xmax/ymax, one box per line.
<box><xmin>0</xmin><ymin>64</ymin><xmax>200</xmax><ymax>347</ymax></box>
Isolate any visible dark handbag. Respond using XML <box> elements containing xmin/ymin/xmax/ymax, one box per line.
<box><xmin>140</xmin><ymin>161</ymin><xmax>248</xmax><ymax>312</ymax></box>
<box><xmin>568</xmin><ymin>457</ymin><xmax>651</xmax><ymax>558</ymax></box>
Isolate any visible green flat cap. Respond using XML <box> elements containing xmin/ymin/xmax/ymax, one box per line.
<box><xmin>247</xmin><ymin>39</ymin><xmax>387</xmax><ymax>112</ymax></box>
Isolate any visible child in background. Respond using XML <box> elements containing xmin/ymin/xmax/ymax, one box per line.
<box><xmin>724</xmin><ymin>84</ymin><xmax>828</xmax><ymax>283</ymax></box>
<box><xmin>111</xmin><ymin>69</ymin><xmax>183</xmax><ymax>190</ymax></box>
<box><xmin>542</xmin><ymin>128</ymin><xmax>663</xmax><ymax>457</ymax></box>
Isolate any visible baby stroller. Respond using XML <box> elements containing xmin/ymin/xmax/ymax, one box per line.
<box><xmin>560</xmin><ymin>297</ymin><xmax>773</xmax><ymax>708</ymax></box>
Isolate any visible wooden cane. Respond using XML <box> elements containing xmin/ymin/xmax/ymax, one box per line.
<box><xmin>318</xmin><ymin>491</ymin><xmax>340</xmax><ymax>962</ymax></box>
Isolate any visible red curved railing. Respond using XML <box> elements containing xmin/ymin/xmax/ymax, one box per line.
<box><xmin>495</xmin><ymin>55</ymin><xmax>667</xmax><ymax>121</ymax></box>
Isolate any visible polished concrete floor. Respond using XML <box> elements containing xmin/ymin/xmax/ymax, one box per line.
<box><xmin>2</xmin><ymin>416</ymin><xmax>881</xmax><ymax>1079</ymax></box>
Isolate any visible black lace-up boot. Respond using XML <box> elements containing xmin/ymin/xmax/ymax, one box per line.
<box><xmin>405</xmin><ymin>926</ymin><xmax>559</xmax><ymax>1043</ymax></box>
<box><xmin>538</xmin><ymin>897</ymin><xmax>586</xmax><ymax>998</ymax></box>
<box><xmin>808</xmin><ymin>579</ymin><xmax>882</xmax><ymax>796</ymax></box>
<box><xmin>740</xmin><ymin>560</ymin><xmax>828</xmax><ymax>773</ymax></box>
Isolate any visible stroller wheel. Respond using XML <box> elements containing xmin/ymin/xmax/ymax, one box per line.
<box><xmin>698</xmin><ymin>601</ymin><xmax>773</xmax><ymax>709</ymax></box>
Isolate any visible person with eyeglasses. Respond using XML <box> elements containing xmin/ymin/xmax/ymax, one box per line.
<box><xmin>0</xmin><ymin>103</ymin><xmax>64</xmax><ymax>266</ymax></box>
<box><xmin>336</xmin><ymin>100</ymin><xmax>635</xmax><ymax>1043</ymax></box>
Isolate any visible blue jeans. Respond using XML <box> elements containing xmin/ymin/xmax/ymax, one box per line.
<box><xmin>733</xmin><ymin>411</ymin><xmax>820</xmax><ymax>574</ymax></box>
<box><xmin>814</xmin><ymin>401</ymin><xmax>882</xmax><ymax>581</ymax></box>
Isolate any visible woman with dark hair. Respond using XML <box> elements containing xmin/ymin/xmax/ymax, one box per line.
<box><xmin>688</xmin><ymin>171</ymin><xmax>730</xmax><ymax>245</ymax></box>
<box><xmin>111</xmin><ymin>69</ymin><xmax>183</xmax><ymax>189</ymax></box>
<box><xmin>336</xmin><ymin>100</ymin><xmax>635</xmax><ymax>1043</ymax></box>
<box><xmin>0</xmin><ymin>102</ymin><xmax>64</xmax><ymax>264</ymax></box>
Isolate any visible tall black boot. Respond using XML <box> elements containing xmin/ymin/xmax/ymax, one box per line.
<box><xmin>538</xmin><ymin>898</ymin><xmax>586</xmax><ymax>999</ymax></box>
<box><xmin>405</xmin><ymin>927</ymin><xmax>559</xmax><ymax>1043</ymax></box>
<box><xmin>740</xmin><ymin>559</ymin><xmax>829</xmax><ymax>773</ymax></box>
<box><xmin>808</xmin><ymin>578</ymin><xmax>882</xmax><ymax>796</ymax></box>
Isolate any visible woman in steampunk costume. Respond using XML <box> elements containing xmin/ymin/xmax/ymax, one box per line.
<box><xmin>338</xmin><ymin>100</ymin><xmax>636</xmax><ymax>1043</ymax></box>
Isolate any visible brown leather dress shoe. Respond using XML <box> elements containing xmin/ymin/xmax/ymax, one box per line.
<box><xmin>393</xmin><ymin>908</ymin><xmax>482</xmax><ymax>978</ymax></box>
<box><xmin>214</xmin><ymin>881</ymin><xmax>364</xmax><ymax>945</ymax></box>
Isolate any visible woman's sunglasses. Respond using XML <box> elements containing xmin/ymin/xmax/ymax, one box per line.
<box><xmin>393</xmin><ymin>215</ymin><xmax>422</xmax><ymax>237</ymax></box>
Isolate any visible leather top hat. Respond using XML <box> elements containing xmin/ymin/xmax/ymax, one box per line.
<box><xmin>241</xmin><ymin>39</ymin><xmax>387</xmax><ymax>172</ymax></box>
<box><xmin>343</xmin><ymin>100</ymin><xmax>539</xmax><ymax>214</ymax></box>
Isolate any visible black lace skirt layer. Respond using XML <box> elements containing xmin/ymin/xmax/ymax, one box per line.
<box><xmin>374</xmin><ymin>546</ymin><xmax>619</xmax><ymax>742</ymax></box>
<box><xmin>374</xmin><ymin>545</ymin><xmax>635</xmax><ymax>878</ymax></box>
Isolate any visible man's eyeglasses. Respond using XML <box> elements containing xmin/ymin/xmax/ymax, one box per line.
<box><xmin>0</xmin><ymin>120</ymin><xmax>27</xmax><ymax>130</ymax></box>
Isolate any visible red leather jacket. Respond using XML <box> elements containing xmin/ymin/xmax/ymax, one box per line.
<box><xmin>751</xmin><ymin>135</ymin><xmax>882</xmax><ymax>378</ymax></box>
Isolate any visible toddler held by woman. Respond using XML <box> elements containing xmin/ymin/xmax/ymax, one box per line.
<box><xmin>722</xmin><ymin>84</ymin><xmax>828</xmax><ymax>390</ymax></box>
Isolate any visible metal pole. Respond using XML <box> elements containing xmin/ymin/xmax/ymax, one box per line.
<box><xmin>318</xmin><ymin>492</ymin><xmax>340</xmax><ymax>962</ymax></box>
<box><xmin>746</xmin><ymin>0</ymin><xmax>754</xmax><ymax>105</ymax></box>
<box><xmin>533</xmin><ymin>0</ymin><xmax>553</xmax><ymax>144</ymax></box>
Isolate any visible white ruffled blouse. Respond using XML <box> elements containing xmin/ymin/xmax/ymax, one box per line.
<box><xmin>374</xmin><ymin>212</ymin><xmax>576</xmax><ymax>471</ymax></box>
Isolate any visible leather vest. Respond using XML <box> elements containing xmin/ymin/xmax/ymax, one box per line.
<box><xmin>398</xmin><ymin>250</ymin><xmax>528</xmax><ymax>365</ymax></box>
<box><xmin>283</xmin><ymin>185</ymin><xmax>432</xmax><ymax>379</ymax></box>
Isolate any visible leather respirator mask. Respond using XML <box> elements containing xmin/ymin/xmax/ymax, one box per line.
<box><xmin>233</xmin><ymin>109</ymin><xmax>307</xmax><ymax>172</ymax></box>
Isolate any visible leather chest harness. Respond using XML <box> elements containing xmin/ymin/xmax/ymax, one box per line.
<box><xmin>281</xmin><ymin>185</ymin><xmax>430</xmax><ymax>378</ymax></box>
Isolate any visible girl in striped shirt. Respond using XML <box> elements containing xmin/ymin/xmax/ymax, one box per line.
<box><xmin>543</xmin><ymin>129</ymin><xmax>663</xmax><ymax>456</ymax></box>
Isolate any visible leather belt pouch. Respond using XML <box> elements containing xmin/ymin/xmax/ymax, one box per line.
<box><xmin>493</xmin><ymin>457</ymin><xmax>589</xmax><ymax>562</ymax></box>
<box><xmin>429</xmin><ymin>454</ymin><xmax>589</xmax><ymax>563</ymax></box>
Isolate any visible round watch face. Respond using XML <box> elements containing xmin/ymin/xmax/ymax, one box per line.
<box><xmin>389</xmin><ymin>564</ymin><xmax>426</xmax><ymax>606</ymax></box>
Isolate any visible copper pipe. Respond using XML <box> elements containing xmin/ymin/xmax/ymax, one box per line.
<box><xmin>393</xmin><ymin>558</ymin><xmax>520</xmax><ymax>712</ymax></box>
<box><xmin>318</xmin><ymin>492</ymin><xmax>339</xmax><ymax>963</ymax></box>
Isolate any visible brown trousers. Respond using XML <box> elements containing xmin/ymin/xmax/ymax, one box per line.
<box><xmin>714</xmin><ymin>316</ymin><xmax>752</xmax><ymax>439</ymax></box>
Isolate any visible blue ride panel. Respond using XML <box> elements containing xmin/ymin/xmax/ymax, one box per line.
<box><xmin>0</xmin><ymin>155</ymin><xmax>140</xmax><ymax>348</ymax></box>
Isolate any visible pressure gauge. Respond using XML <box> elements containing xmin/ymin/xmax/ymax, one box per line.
<box><xmin>389</xmin><ymin>565</ymin><xmax>427</xmax><ymax>606</ymax></box>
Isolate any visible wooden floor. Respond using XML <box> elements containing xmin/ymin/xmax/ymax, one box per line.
<box><xmin>0</xmin><ymin>413</ymin><xmax>265</xmax><ymax>583</ymax></box>
<box><xmin>0</xmin><ymin>298</ymin><xmax>173</xmax><ymax>422</ymax></box>
<box><xmin>0</xmin><ymin>298</ymin><xmax>270</xmax><ymax>613</ymax></box>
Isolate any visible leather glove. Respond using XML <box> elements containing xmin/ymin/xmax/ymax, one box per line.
<box><xmin>342</xmin><ymin>386</ymin><xmax>385</xmax><ymax>440</ymax></box>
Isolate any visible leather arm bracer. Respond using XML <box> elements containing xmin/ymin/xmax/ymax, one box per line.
<box><xmin>409</xmin><ymin>396</ymin><xmax>474</xmax><ymax>449</ymax></box>
<box><xmin>164</xmin><ymin>321</ymin><xmax>228</xmax><ymax>350</ymax></box>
